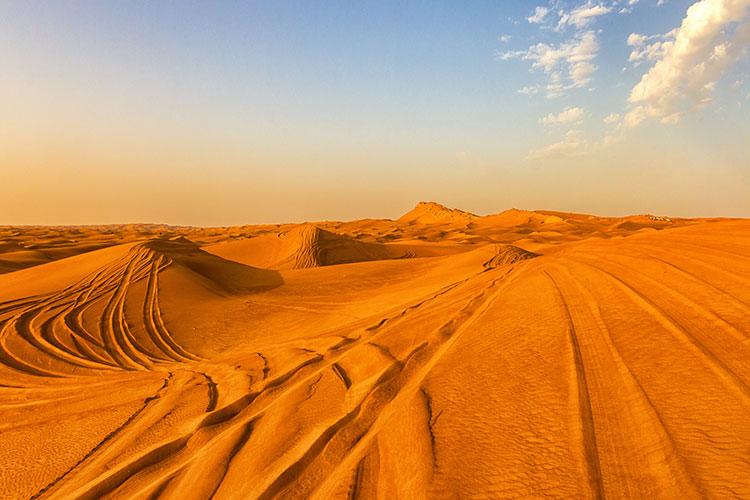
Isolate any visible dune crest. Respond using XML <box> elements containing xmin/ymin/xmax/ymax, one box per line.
<box><xmin>398</xmin><ymin>201</ymin><xmax>477</xmax><ymax>224</ymax></box>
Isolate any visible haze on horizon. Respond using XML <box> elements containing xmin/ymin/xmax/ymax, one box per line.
<box><xmin>1</xmin><ymin>0</ymin><xmax>749</xmax><ymax>226</ymax></box>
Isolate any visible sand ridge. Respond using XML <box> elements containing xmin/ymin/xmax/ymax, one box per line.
<box><xmin>0</xmin><ymin>204</ymin><xmax>748</xmax><ymax>498</ymax></box>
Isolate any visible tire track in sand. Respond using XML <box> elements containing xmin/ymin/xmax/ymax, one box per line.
<box><xmin>545</xmin><ymin>270</ymin><xmax>604</xmax><ymax>500</ymax></box>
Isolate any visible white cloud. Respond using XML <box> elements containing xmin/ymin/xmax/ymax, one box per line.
<box><xmin>570</xmin><ymin>60</ymin><xmax>597</xmax><ymax>84</ymax></box>
<box><xmin>518</xmin><ymin>85</ymin><xmax>540</xmax><ymax>95</ymax></box>
<box><xmin>627</xmin><ymin>33</ymin><xmax>647</xmax><ymax>46</ymax></box>
<box><xmin>497</xmin><ymin>50</ymin><xmax>521</xmax><ymax>61</ymax></box>
<box><xmin>499</xmin><ymin>30</ymin><xmax>600</xmax><ymax>97</ymax></box>
<box><xmin>627</xmin><ymin>30</ymin><xmax>676</xmax><ymax>66</ymax></box>
<box><xmin>623</xmin><ymin>105</ymin><xmax>647</xmax><ymax>127</ymax></box>
<box><xmin>540</xmin><ymin>106</ymin><xmax>585</xmax><ymax>125</ymax></box>
<box><xmin>625</xmin><ymin>0</ymin><xmax>750</xmax><ymax>127</ymax></box>
<box><xmin>528</xmin><ymin>6</ymin><xmax>550</xmax><ymax>24</ymax></box>
<box><xmin>618</xmin><ymin>0</ymin><xmax>643</xmax><ymax>14</ymax></box>
<box><xmin>527</xmin><ymin>129</ymin><xmax>588</xmax><ymax>160</ymax></box>
<box><xmin>499</xmin><ymin>34</ymin><xmax>512</xmax><ymax>43</ymax></box>
<box><xmin>557</xmin><ymin>2</ymin><xmax>612</xmax><ymax>29</ymax></box>
<box><xmin>603</xmin><ymin>112</ymin><xmax>621</xmax><ymax>124</ymax></box>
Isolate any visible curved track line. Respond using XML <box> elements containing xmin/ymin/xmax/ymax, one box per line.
<box><xmin>545</xmin><ymin>270</ymin><xmax>604</xmax><ymax>500</ymax></box>
<box><xmin>567</xmin><ymin>257</ymin><xmax>750</xmax><ymax>407</ymax></box>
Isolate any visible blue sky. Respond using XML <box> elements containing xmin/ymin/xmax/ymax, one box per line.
<box><xmin>1</xmin><ymin>1</ymin><xmax>748</xmax><ymax>224</ymax></box>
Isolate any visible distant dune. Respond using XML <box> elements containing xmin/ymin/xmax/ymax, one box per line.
<box><xmin>204</xmin><ymin>224</ymin><xmax>411</xmax><ymax>270</ymax></box>
<box><xmin>0</xmin><ymin>203</ymin><xmax>748</xmax><ymax>498</ymax></box>
<box><xmin>397</xmin><ymin>201</ymin><xmax>477</xmax><ymax>224</ymax></box>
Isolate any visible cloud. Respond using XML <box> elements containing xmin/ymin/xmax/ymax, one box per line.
<box><xmin>499</xmin><ymin>30</ymin><xmax>600</xmax><ymax>97</ymax></box>
<box><xmin>518</xmin><ymin>85</ymin><xmax>540</xmax><ymax>95</ymax></box>
<box><xmin>528</xmin><ymin>6</ymin><xmax>550</xmax><ymax>24</ymax></box>
<box><xmin>499</xmin><ymin>34</ymin><xmax>512</xmax><ymax>43</ymax></box>
<box><xmin>527</xmin><ymin>129</ymin><xmax>588</xmax><ymax>160</ymax></box>
<box><xmin>627</xmin><ymin>33</ymin><xmax>647</xmax><ymax>46</ymax></box>
<box><xmin>540</xmin><ymin>106</ymin><xmax>585</xmax><ymax>125</ymax></box>
<box><xmin>603</xmin><ymin>112</ymin><xmax>621</xmax><ymax>124</ymax></box>
<box><xmin>619</xmin><ymin>0</ymin><xmax>641</xmax><ymax>11</ymax></box>
<box><xmin>557</xmin><ymin>2</ymin><xmax>613</xmax><ymax>29</ymax></box>
<box><xmin>627</xmin><ymin>30</ymin><xmax>676</xmax><ymax>66</ymax></box>
<box><xmin>623</xmin><ymin>105</ymin><xmax>647</xmax><ymax>127</ymax></box>
<box><xmin>501</xmin><ymin>1</ymin><xmax>616</xmax><ymax>98</ymax></box>
<box><xmin>625</xmin><ymin>0</ymin><xmax>750</xmax><ymax>127</ymax></box>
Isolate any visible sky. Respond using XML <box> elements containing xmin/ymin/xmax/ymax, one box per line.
<box><xmin>1</xmin><ymin>0</ymin><xmax>748</xmax><ymax>225</ymax></box>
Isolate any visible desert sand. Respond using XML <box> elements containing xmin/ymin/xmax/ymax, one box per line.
<box><xmin>0</xmin><ymin>202</ymin><xmax>748</xmax><ymax>499</ymax></box>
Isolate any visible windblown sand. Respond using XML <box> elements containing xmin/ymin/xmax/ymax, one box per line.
<box><xmin>1</xmin><ymin>203</ymin><xmax>748</xmax><ymax>498</ymax></box>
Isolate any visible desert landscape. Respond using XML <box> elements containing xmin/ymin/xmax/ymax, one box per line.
<box><xmin>3</xmin><ymin>0</ymin><xmax>749</xmax><ymax>498</ymax></box>
<box><xmin>1</xmin><ymin>202</ymin><xmax>748</xmax><ymax>499</ymax></box>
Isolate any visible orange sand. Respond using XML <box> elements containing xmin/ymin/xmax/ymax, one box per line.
<box><xmin>0</xmin><ymin>203</ymin><xmax>748</xmax><ymax>498</ymax></box>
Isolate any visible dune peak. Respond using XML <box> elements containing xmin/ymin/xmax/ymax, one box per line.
<box><xmin>398</xmin><ymin>201</ymin><xmax>477</xmax><ymax>224</ymax></box>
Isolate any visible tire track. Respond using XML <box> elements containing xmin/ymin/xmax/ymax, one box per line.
<box><xmin>203</xmin><ymin>372</ymin><xmax>219</xmax><ymax>412</ymax></box>
<box><xmin>310</xmin><ymin>264</ymin><xmax>528</xmax><ymax>499</ymax></box>
<box><xmin>569</xmin><ymin>258</ymin><xmax>750</xmax><ymax>406</ymax></box>
<box><xmin>545</xmin><ymin>270</ymin><xmax>604</xmax><ymax>500</ymax></box>
<box><xmin>579</xmin><ymin>253</ymin><xmax>750</xmax><ymax>343</ymax></box>
<box><xmin>1</xmin><ymin>241</ymin><xmax>538</xmax><ymax>498</ymax></box>
<box><xmin>647</xmin><ymin>255</ymin><xmax>750</xmax><ymax>309</ymax></box>
<box><xmin>49</xmin><ymin>351</ymin><xmax>328</xmax><ymax>498</ymax></box>
<box><xmin>0</xmin><ymin>242</ymin><xmax>203</xmax><ymax>377</ymax></box>
<box><xmin>548</xmin><ymin>262</ymin><xmax>705</xmax><ymax>497</ymax></box>
<box><xmin>30</xmin><ymin>372</ymin><xmax>173</xmax><ymax>499</ymax></box>
<box><xmin>61</xmin><ymin>265</ymin><xmax>522</xmax><ymax>500</ymax></box>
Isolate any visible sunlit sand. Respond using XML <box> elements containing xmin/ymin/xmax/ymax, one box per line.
<box><xmin>1</xmin><ymin>202</ymin><xmax>748</xmax><ymax>498</ymax></box>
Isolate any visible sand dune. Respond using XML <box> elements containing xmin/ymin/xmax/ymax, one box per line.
<box><xmin>397</xmin><ymin>201</ymin><xmax>477</xmax><ymax>225</ymax></box>
<box><xmin>204</xmin><ymin>224</ymin><xmax>412</xmax><ymax>270</ymax></box>
<box><xmin>0</xmin><ymin>204</ymin><xmax>748</xmax><ymax>498</ymax></box>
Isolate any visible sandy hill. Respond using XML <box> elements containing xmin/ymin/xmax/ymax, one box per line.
<box><xmin>398</xmin><ymin>201</ymin><xmax>477</xmax><ymax>225</ymax></box>
<box><xmin>0</xmin><ymin>209</ymin><xmax>748</xmax><ymax>499</ymax></box>
<box><xmin>482</xmin><ymin>208</ymin><xmax>565</xmax><ymax>227</ymax></box>
<box><xmin>204</xmin><ymin>223</ymin><xmax>411</xmax><ymax>270</ymax></box>
<box><xmin>0</xmin><ymin>205</ymin><xmax>697</xmax><ymax>274</ymax></box>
